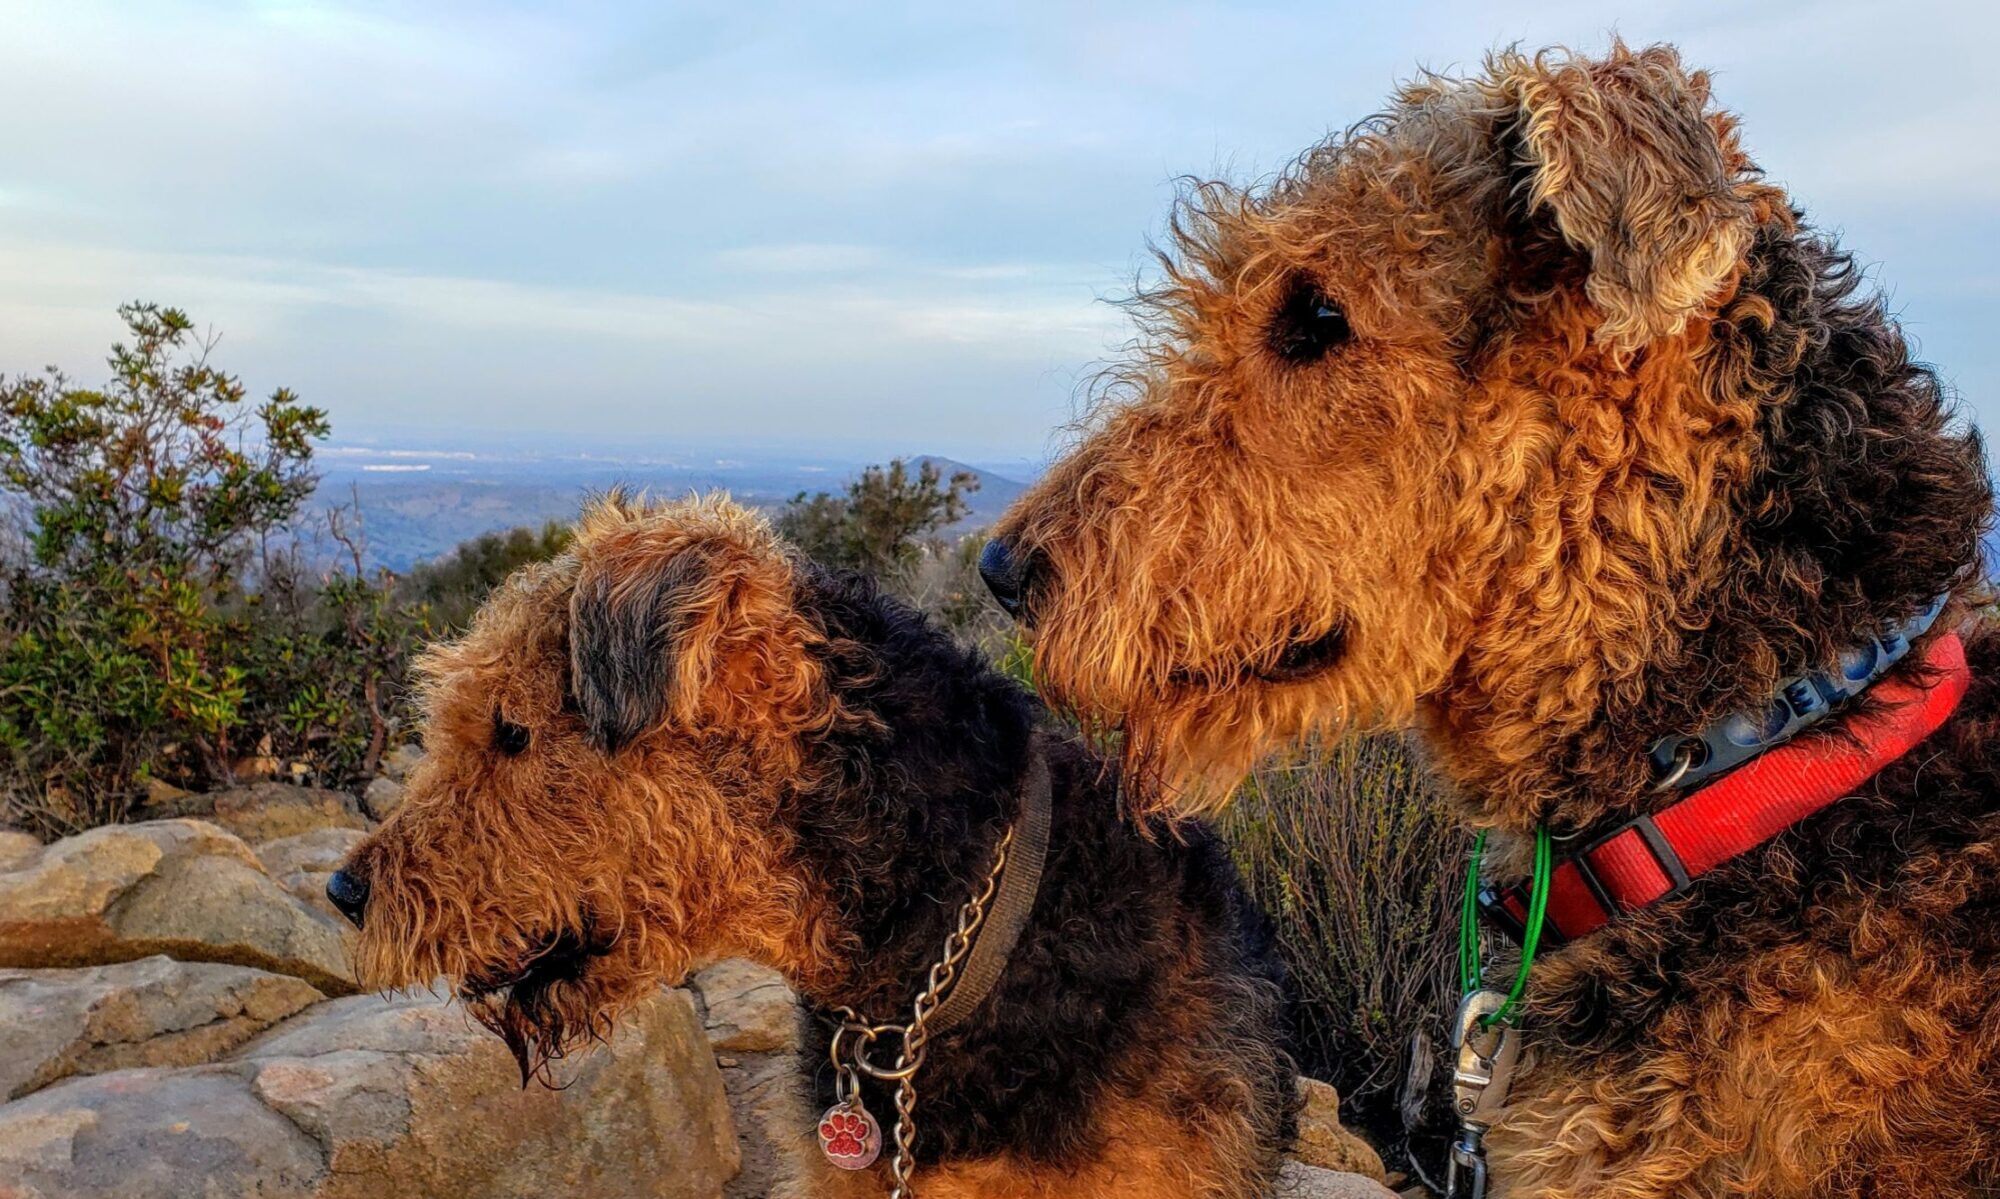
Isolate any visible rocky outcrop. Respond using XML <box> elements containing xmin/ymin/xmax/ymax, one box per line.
<box><xmin>380</xmin><ymin>744</ymin><xmax>425</xmax><ymax>782</ymax></box>
<box><xmin>258</xmin><ymin>828</ymin><xmax>370</xmax><ymax>923</ymax></box>
<box><xmin>695</xmin><ymin>958</ymin><xmax>800</xmax><ymax>1054</ymax></box>
<box><xmin>0</xmin><ymin>987</ymin><xmax>739</xmax><ymax>1199</ymax></box>
<box><xmin>0</xmin><ymin>789</ymin><xmax>1392</xmax><ymax>1199</ymax></box>
<box><xmin>361</xmin><ymin>776</ymin><xmax>407</xmax><ymax>822</ymax></box>
<box><xmin>1278</xmin><ymin>1161</ymin><xmax>1401</xmax><ymax>1199</ymax></box>
<box><xmin>0</xmin><ymin>831</ymin><xmax>40</xmax><ymax>871</ymax></box>
<box><xmin>1293</xmin><ymin>1078</ymin><xmax>1388</xmax><ymax>1181</ymax></box>
<box><xmin>0</xmin><ymin>956</ymin><xmax>322</xmax><ymax>1100</ymax></box>
<box><xmin>147</xmin><ymin>782</ymin><xmax>368</xmax><ymax>845</ymax></box>
<box><xmin>693</xmin><ymin>961</ymin><xmax>811</xmax><ymax>1199</ymax></box>
<box><xmin>0</xmin><ymin>819</ymin><xmax>354</xmax><ymax>994</ymax></box>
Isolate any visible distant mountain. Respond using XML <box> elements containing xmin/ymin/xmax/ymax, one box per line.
<box><xmin>311</xmin><ymin>442</ymin><xmax>1035</xmax><ymax>573</ymax></box>
<box><xmin>910</xmin><ymin>455</ymin><xmax>1029</xmax><ymax>528</ymax></box>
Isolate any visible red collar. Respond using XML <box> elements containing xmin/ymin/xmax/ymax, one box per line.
<box><xmin>1484</xmin><ymin>631</ymin><xmax>1971</xmax><ymax>947</ymax></box>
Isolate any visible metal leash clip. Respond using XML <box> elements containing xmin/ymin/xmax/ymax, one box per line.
<box><xmin>1445</xmin><ymin>990</ymin><xmax>1521</xmax><ymax>1199</ymax></box>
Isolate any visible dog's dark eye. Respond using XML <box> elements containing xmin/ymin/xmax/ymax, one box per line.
<box><xmin>494</xmin><ymin>713</ymin><xmax>531</xmax><ymax>757</ymax></box>
<box><xmin>1268</xmin><ymin>276</ymin><xmax>1351</xmax><ymax>363</ymax></box>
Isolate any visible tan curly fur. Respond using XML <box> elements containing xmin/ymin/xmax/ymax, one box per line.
<box><xmin>338</xmin><ymin>494</ymin><xmax>1296</xmax><ymax>1199</ymax></box>
<box><xmin>991</xmin><ymin>41</ymin><xmax>1998</xmax><ymax>1199</ymax></box>
<box><xmin>344</xmin><ymin>496</ymin><xmax>855</xmax><ymax>1077</ymax></box>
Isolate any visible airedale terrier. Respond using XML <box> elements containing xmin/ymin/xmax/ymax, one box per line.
<box><xmin>983</xmin><ymin>42</ymin><xmax>1999</xmax><ymax>1199</ymax></box>
<box><xmin>327</xmin><ymin>495</ymin><xmax>1296</xmax><ymax>1199</ymax></box>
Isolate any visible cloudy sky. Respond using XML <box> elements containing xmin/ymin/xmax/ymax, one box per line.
<box><xmin>2</xmin><ymin>0</ymin><xmax>1994</xmax><ymax>461</ymax></box>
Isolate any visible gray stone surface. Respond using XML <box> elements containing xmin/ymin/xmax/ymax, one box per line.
<box><xmin>360</xmin><ymin>776</ymin><xmax>407</xmax><ymax>822</ymax></box>
<box><xmin>693</xmin><ymin>959</ymin><xmax>800</xmax><ymax>1054</ymax></box>
<box><xmin>379</xmin><ymin>744</ymin><xmax>425</xmax><ymax>783</ymax></box>
<box><xmin>257</xmin><ymin>828</ymin><xmax>369</xmax><ymax>924</ymax></box>
<box><xmin>0</xmin><ymin>956</ymin><xmax>322</xmax><ymax>1100</ymax></box>
<box><xmin>149</xmin><ymin>783</ymin><xmax>368</xmax><ymax>845</ymax></box>
<box><xmin>0</xmin><ymin>819</ymin><xmax>355</xmax><ymax>994</ymax></box>
<box><xmin>0</xmin><ymin>986</ymin><xmax>739</xmax><ymax>1199</ymax></box>
<box><xmin>1275</xmin><ymin>1161</ymin><xmax>1402</xmax><ymax>1199</ymax></box>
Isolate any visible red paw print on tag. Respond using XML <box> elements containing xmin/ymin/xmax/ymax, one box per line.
<box><xmin>816</xmin><ymin>1104</ymin><xmax>881</xmax><ymax>1169</ymax></box>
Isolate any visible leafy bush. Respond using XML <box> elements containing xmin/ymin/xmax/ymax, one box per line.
<box><xmin>238</xmin><ymin>513</ymin><xmax>433</xmax><ymax>787</ymax></box>
<box><xmin>777</xmin><ymin>458</ymin><xmax>976</xmax><ymax>579</ymax></box>
<box><xmin>0</xmin><ymin>304</ymin><xmax>328</xmax><ymax>834</ymax></box>
<box><xmin>1220</xmin><ymin>735</ymin><xmax>1465</xmax><ymax>1159</ymax></box>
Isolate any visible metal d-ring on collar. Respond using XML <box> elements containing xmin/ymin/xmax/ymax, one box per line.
<box><xmin>1648</xmin><ymin>594</ymin><xmax>1950</xmax><ymax>793</ymax></box>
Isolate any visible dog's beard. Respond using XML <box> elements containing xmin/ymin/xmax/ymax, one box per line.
<box><xmin>459</xmin><ymin>925</ymin><xmax>623</xmax><ymax>1087</ymax></box>
<box><xmin>468</xmin><ymin>975</ymin><xmax>615</xmax><ymax>1087</ymax></box>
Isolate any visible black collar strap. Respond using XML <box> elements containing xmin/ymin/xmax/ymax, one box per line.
<box><xmin>1646</xmin><ymin>594</ymin><xmax>1946</xmax><ymax>791</ymax></box>
<box><xmin>913</xmin><ymin>736</ymin><xmax>1052</xmax><ymax>1036</ymax></box>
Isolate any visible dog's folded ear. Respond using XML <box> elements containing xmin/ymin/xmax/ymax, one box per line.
<box><xmin>567</xmin><ymin>496</ymin><xmax>828</xmax><ymax>754</ymax></box>
<box><xmin>569</xmin><ymin>524</ymin><xmax>709</xmax><ymax>752</ymax></box>
<box><xmin>1499</xmin><ymin>42</ymin><xmax>1756</xmax><ymax>356</ymax></box>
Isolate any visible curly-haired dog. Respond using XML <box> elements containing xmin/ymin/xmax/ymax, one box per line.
<box><xmin>327</xmin><ymin>496</ymin><xmax>1295</xmax><ymax>1199</ymax></box>
<box><xmin>983</xmin><ymin>42</ymin><xmax>1998</xmax><ymax>1199</ymax></box>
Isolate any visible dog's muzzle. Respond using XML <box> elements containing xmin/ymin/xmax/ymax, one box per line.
<box><xmin>978</xmin><ymin>536</ymin><xmax>1043</xmax><ymax>624</ymax></box>
<box><xmin>326</xmin><ymin>868</ymin><xmax>371</xmax><ymax>929</ymax></box>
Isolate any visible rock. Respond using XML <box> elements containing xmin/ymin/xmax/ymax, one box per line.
<box><xmin>1293</xmin><ymin>1077</ymin><xmax>1387</xmax><ymax>1181</ymax></box>
<box><xmin>0</xmin><ymin>1065</ymin><xmax>327</xmax><ymax>1198</ymax></box>
<box><xmin>360</xmin><ymin>775</ymin><xmax>406</xmax><ymax>822</ymax></box>
<box><xmin>692</xmin><ymin>959</ymin><xmax>799</xmax><ymax>1053</ymax></box>
<box><xmin>712</xmin><ymin>1051</ymin><xmax>815</xmax><ymax>1199</ymax></box>
<box><xmin>690</xmin><ymin>963</ymin><xmax>807</xmax><ymax>1199</ymax></box>
<box><xmin>380</xmin><ymin>743</ymin><xmax>425</xmax><ymax>782</ymax></box>
<box><xmin>0</xmin><ymin>986</ymin><xmax>740</xmax><ymax>1199</ymax></box>
<box><xmin>1276</xmin><ymin>1161</ymin><xmax>1400</xmax><ymax>1199</ymax></box>
<box><xmin>151</xmin><ymin>782</ymin><xmax>368</xmax><ymax>844</ymax></box>
<box><xmin>257</xmin><ymin>829</ymin><xmax>369</xmax><ymax>923</ymax></box>
<box><xmin>0</xmin><ymin>831</ymin><xmax>40</xmax><ymax>872</ymax></box>
<box><xmin>0</xmin><ymin>819</ymin><xmax>356</xmax><ymax>994</ymax></box>
<box><xmin>141</xmin><ymin>777</ymin><xmax>195</xmax><ymax>809</ymax></box>
<box><xmin>0</xmin><ymin>956</ymin><xmax>322</xmax><ymax>1100</ymax></box>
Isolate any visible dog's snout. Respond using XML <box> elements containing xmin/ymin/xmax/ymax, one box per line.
<box><xmin>979</xmin><ymin>536</ymin><xmax>1044</xmax><ymax>623</ymax></box>
<box><xmin>326</xmin><ymin>868</ymin><xmax>371</xmax><ymax>929</ymax></box>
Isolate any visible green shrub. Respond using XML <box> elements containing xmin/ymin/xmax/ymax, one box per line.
<box><xmin>776</xmin><ymin>458</ymin><xmax>976</xmax><ymax>579</ymax></box>
<box><xmin>238</xmin><ymin>515</ymin><xmax>434</xmax><ymax>787</ymax></box>
<box><xmin>401</xmin><ymin>520</ymin><xmax>574</xmax><ymax>634</ymax></box>
<box><xmin>0</xmin><ymin>304</ymin><xmax>328</xmax><ymax>835</ymax></box>
<box><xmin>1220</xmin><ymin>735</ymin><xmax>1465</xmax><ymax>1158</ymax></box>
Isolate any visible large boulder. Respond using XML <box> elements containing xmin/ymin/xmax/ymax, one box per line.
<box><xmin>380</xmin><ymin>744</ymin><xmax>425</xmax><ymax>783</ymax></box>
<box><xmin>0</xmin><ymin>1064</ymin><xmax>327</xmax><ymax>1198</ymax></box>
<box><xmin>0</xmin><ymin>956</ymin><xmax>322</xmax><ymax>1100</ymax></box>
<box><xmin>149</xmin><ymin>783</ymin><xmax>368</xmax><ymax>845</ymax></box>
<box><xmin>691</xmin><ymin>961</ymin><xmax>809</xmax><ymax>1199</ymax></box>
<box><xmin>0</xmin><ymin>832</ymin><xmax>41</xmax><ymax>872</ymax></box>
<box><xmin>0</xmin><ymin>987</ymin><xmax>739</xmax><ymax>1199</ymax></box>
<box><xmin>0</xmin><ymin>820</ymin><xmax>355</xmax><ymax>994</ymax></box>
<box><xmin>692</xmin><ymin>959</ymin><xmax>799</xmax><ymax>1054</ymax></box>
<box><xmin>1276</xmin><ymin>1161</ymin><xmax>1400</xmax><ymax>1199</ymax></box>
<box><xmin>1292</xmin><ymin>1078</ymin><xmax>1387</xmax><ymax>1181</ymax></box>
<box><xmin>257</xmin><ymin>828</ymin><xmax>369</xmax><ymax>924</ymax></box>
<box><xmin>360</xmin><ymin>776</ymin><xmax>406</xmax><ymax>823</ymax></box>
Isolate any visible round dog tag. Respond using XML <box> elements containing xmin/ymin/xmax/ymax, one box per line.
<box><xmin>816</xmin><ymin>1099</ymin><xmax>882</xmax><ymax>1170</ymax></box>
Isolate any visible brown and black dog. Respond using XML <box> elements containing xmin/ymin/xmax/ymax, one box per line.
<box><xmin>984</xmin><ymin>42</ymin><xmax>2000</xmax><ymax>1199</ymax></box>
<box><xmin>329</xmin><ymin>496</ymin><xmax>1297</xmax><ymax>1199</ymax></box>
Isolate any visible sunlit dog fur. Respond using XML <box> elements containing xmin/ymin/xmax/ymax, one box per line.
<box><xmin>337</xmin><ymin>496</ymin><xmax>1296</xmax><ymax>1199</ymax></box>
<box><xmin>992</xmin><ymin>42</ymin><xmax>2000</xmax><ymax>1199</ymax></box>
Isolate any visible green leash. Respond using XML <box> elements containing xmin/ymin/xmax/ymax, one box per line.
<box><xmin>1458</xmin><ymin>825</ymin><xmax>1552</xmax><ymax>1027</ymax></box>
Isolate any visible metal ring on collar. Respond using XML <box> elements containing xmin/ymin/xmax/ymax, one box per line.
<box><xmin>1651</xmin><ymin>740</ymin><xmax>1697</xmax><ymax>793</ymax></box>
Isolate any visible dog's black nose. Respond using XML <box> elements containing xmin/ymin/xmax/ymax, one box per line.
<box><xmin>979</xmin><ymin>536</ymin><xmax>1038</xmax><ymax>622</ymax></box>
<box><xmin>326</xmin><ymin>869</ymin><xmax>370</xmax><ymax>929</ymax></box>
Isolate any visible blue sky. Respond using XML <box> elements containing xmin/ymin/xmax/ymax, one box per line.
<box><xmin>2</xmin><ymin>1</ymin><xmax>1994</xmax><ymax>461</ymax></box>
